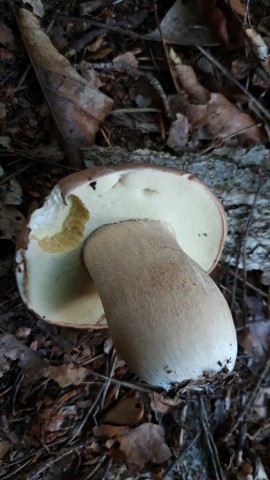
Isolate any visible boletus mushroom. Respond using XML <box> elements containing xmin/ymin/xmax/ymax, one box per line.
<box><xmin>16</xmin><ymin>165</ymin><xmax>237</xmax><ymax>390</ymax></box>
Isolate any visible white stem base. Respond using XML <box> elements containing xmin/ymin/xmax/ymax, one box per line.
<box><xmin>83</xmin><ymin>220</ymin><xmax>237</xmax><ymax>389</ymax></box>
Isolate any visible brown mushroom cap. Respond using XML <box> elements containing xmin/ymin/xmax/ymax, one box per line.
<box><xmin>16</xmin><ymin>164</ymin><xmax>227</xmax><ymax>328</ymax></box>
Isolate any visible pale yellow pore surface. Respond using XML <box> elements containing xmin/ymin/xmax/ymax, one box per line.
<box><xmin>16</xmin><ymin>167</ymin><xmax>226</xmax><ymax>328</ymax></box>
<box><xmin>83</xmin><ymin>220</ymin><xmax>237</xmax><ymax>389</ymax></box>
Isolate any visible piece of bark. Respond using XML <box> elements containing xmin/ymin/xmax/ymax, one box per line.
<box><xmin>83</xmin><ymin>145</ymin><xmax>270</xmax><ymax>273</ymax></box>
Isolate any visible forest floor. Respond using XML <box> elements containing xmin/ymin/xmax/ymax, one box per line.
<box><xmin>0</xmin><ymin>1</ymin><xmax>270</xmax><ymax>479</ymax></box>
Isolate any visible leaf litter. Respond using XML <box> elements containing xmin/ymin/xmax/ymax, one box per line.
<box><xmin>16</xmin><ymin>8</ymin><xmax>113</xmax><ymax>166</ymax></box>
<box><xmin>0</xmin><ymin>0</ymin><xmax>270</xmax><ymax>478</ymax></box>
<box><xmin>169</xmin><ymin>48</ymin><xmax>266</xmax><ymax>147</ymax></box>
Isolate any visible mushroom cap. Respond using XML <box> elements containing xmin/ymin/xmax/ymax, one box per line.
<box><xmin>16</xmin><ymin>164</ymin><xmax>227</xmax><ymax>328</ymax></box>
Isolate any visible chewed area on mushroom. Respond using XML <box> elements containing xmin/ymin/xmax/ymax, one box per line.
<box><xmin>16</xmin><ymin>164</ymin><xmax>237</xmax><ymax>390</ymax></box>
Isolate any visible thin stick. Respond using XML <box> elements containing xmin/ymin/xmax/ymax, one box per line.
<box><xmin>91</xmin><ymin>62</ymin><xmax>172</xmax><ymax>118</ymax></box>
<box><xmin>57</xmin><ymin>15</ymin><xmax>143</xmax><ymax>41</ymax></box>
<box><xmin>200</xmin><ymin>398</ymin><xmax>225</xmax><ymax>480</ymax></box>
<box><xmin>230</xmin><ymin>270</ymin><xmax>268</xmax><ymax>299</ymax></box>
<box><xmin>197</xmin><ymin>46</ymin><xmax>270</xmax><ymax>122</ymax></box>
<box><xmin>161</xmin><ymin>430</ymin><xmax>201</xmax><ymax>479</ymax></box>
<box><xmin>0</xmin><ymin>162</ymin><xmax>33</xmax><ymax>186</ymax></box>
<box><xmin>230</xmin><ymin>172</ymin><xmax>264</xmax><ymax>316</ymax></box>
<box><xmin>201</xmin><ymin>122</ymin><xmax>263</xmax><ymax>154</ymax></box>
<box><xmin>84</xmin><ymin>371</ymin><xmax>155</xmax><ymax>393</ymax></box>
<box><xmin>68</xmin><ymin>387</ymin><xmax>104</xmax><ymax>444</ymax></box>
<box><xmin>153</xmin><ymin>0</ymin><xmax>179</xmax><ymax>94</ymax></box>
<box><xmin>225</xmin><ymin>357</ymin><xmax>270</xmax><ymax>442</ymax></box>
<box><xmin>22</xmin><ymin>442</ymin><xmax>86</xmax><ymax>480</ymax></box>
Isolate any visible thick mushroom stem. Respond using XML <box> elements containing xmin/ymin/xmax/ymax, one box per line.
<box><xmin>83</xmin><ymin>220</ymin><xmax>237</xmax><ymax>389</ymax></box>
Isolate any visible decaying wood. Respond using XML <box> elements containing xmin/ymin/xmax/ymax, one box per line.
<box><xmin>83</xmin><ymin>145</ymin><xmax>270</xmax><ymax>273</ymax></box>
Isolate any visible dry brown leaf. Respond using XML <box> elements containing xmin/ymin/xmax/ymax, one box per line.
<box><xmin>238</xmin><ymin>320</ymin><xmax>270</xmax><ymax>363</ymax></box>
<box><xmin>93</xmin><ymin>424</ymin><xmax>129</xmax><ymax>438</ymax></box>
<box><xmin>117</xmin><ymin>423</ymin><xmax>171</xmax><ymax>467</ymax></box>
<box><xmin>113</xmin><ymin>52</ymin><xmax>138</xmax><ymax>69</ymax></box>
<box><xmin>226</xmin><ymin>0</ymin><xmax>246</xmax><ymax>16</ymax></box>
<box><xmin>197</xmin><ymin>0</ymin><xmax>243</xmax><ymax>47</ymax></box>
<box><xmin>230</xmin><ymin>57</ymin><xmax>254</xmax><ymax>79</ymax></box>
<box><xmin>249</xmin><ymin>387</ymin><xmax>270</xmax><ymax>418</ymax></box>
<box><xmin>169</xmin><ymin>51</ymin><xmax>264</xmax><ymax>145</ymax></box>
<box><xmin>0</xmin><ymin>440</ymin><xmax>11</xmax><ymax>462</ymax></box>
<box><xmin>0</xmin><ymin>334</ymin><xmax>47</xmax><ymax>381</ymax></box>
<box><xmin>151</xmin><ymin>392</ymin><xmax>184</xmax><ymax>414</ymax></box>
<box><xmin>34</xmin><ymin>391</ymin><xmax>78</xmax><ymax>443</ymax></box>
<box><xmin>0</xmin><ymin>24</ymin><xmax>14</xmax><ymax>48</ymax></box>
<box><xmin>22</xmin><ymin>0</ymin><xmax>45</xmax><ymax>17</ymax></box>
<box><xmin>197</xmin><ymin>0</ymin><xmax>230</xmax><ymax>46</ymax></box>
<box><xmin>16</xmin><ymin>9</ymin><xmax>113</xmax><ymax>166</ymax></box>
<box><xmin>145</xmin><ymin>0</ymin><xmax>218</xmax><ymax>46</ymax></box>
<box><xmin>169</xmin><ymin>48</ymin><xmax>210</xmax><ymax>103</ymax></box>
<box><xmin>79</xmin><ymin>61</ymin><xmax>103</xmax><ymax>89</ymax></box>
<box><xmin>103</xmin><ymin>397</ymin><xmax>144</xmax><ymax>425</ymax></box>
<box><xmin>167</xmin><ymin>113</ymin><xmax>189</xmax><ymax>149</ymax></box>
<box><xmin>188</xmin><ymin>93</ymin><xmax>265</xmax><ymax>144</ymax></box>
<box><xmin>44</xmin><ymin>364</ymin><xmax>88</xmax><ymax>388</ymax></box>
<box><xmin>245</xmin><ymin>28</ymin><xmax>270</xmax><ymax>75</ymax></box>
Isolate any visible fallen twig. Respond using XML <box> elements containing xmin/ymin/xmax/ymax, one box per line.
<box><xmin>197</xmin><ymin>46</ymin><xmax>270</xmax><ymax>123</ymax></box>
<box><xmin>91</xmin><ymin>61</ymin><xmax>172</xmax><ymax>118</ymax></box>
<box><xmin>200</xmin><ymin>398</ymin><xmax>225</xmax><ymax>480</ymax></box>
<box><xmin>224</xmin><ymin>357</ymin><xmax>270</xmax><ymax>443</ymax></box>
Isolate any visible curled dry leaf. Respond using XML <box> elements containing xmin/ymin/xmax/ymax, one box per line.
<box><xmin>196</xmin><ymin>93</ymin><xmax>264</xmax><ymax>145</ymax></box>
<box><xmin>145</xmin><ymin>0</ymin><xmax>218</xmax><ymax>46</ymax></box>
<box><xmin>238</xmin><ymin>320</ymin><xmax>270</xmax><ymax>365</ymax></box>
<box><xmin>151</xmin><ymin>392</ymin><xmax>184</xmax><ymax>414</ymax></box>
<box><xmin>230</xmin><ymin>57</ymin><xmax>255</xmax><ymax>80</ymax></box>
<box><xmin>188</xmin><ymin>93</ymin><xmax>265</xmax><ymax>144</ymax></box>
<box><xmin>94</xmin><ymin>423</ymin><xmax>171</xmax><ymax>467</ymax></box>
<box><xmin>44</xmin><ymin>364</ymin><xmax>88</xmax><ymax>388</ymax></box>
<box><xmin>169</xmin><ymin>48</ymin><xmax>210</xmax><ymax>103</ymax></box>
<box><xmin>113</xmin><ymin>51</ymin><xmax>138</xmax><ymax>69</ymax></box>
<box><xmin>22</xmin><ymin>0</ymin><xmax>45</xmax><ymax>17</ymax></box>
<box><xmin>168</xmin><ymin>49</ymin><xmax>264</xmax><ymax>145</ymax></box>
<box><xmin>167</xmin><ymin>113</ymin><xmax>189</xmax><ymax>149</ymax></box>
<box><xmin>117</xmin><ymin>423</ymin><xmax>171</xmax><ymax>467</ymax></box>
<box><xmin>227</xmin><ymin>0</ymin><xmax>246</xmax><ymax>16</ymax></box>
<box><xmin>0</xmin><ymin>334</ymin><xmax>47</xmax><ymax>381</ymax></box>
<box><xmin>103</xmin><ymin>397</ymin><xmax>144</xmax><ymax>425</ymax></box>
<box><xmin>197</xmin><ymin>0</ymin><xmax>230</xmax><ymax>46</ymax></box>
<box><xmin>16</xmin><ymin>9</ymin><xmax>113</xmax><ymax>165</ymax></box>
<box><xmin>245</xmin><ymin>28</ymin><xmax>270</xmax><ymax>75</ymax></box>
<box><xmin>197</xmin><ymin>0</ymin><xmax>244</xmax><ymax>47</ymax></box>
<box><xmin>33</xmin><ymin>391</ymin><xmax>78</xmax><ymax>443</ymax></box>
